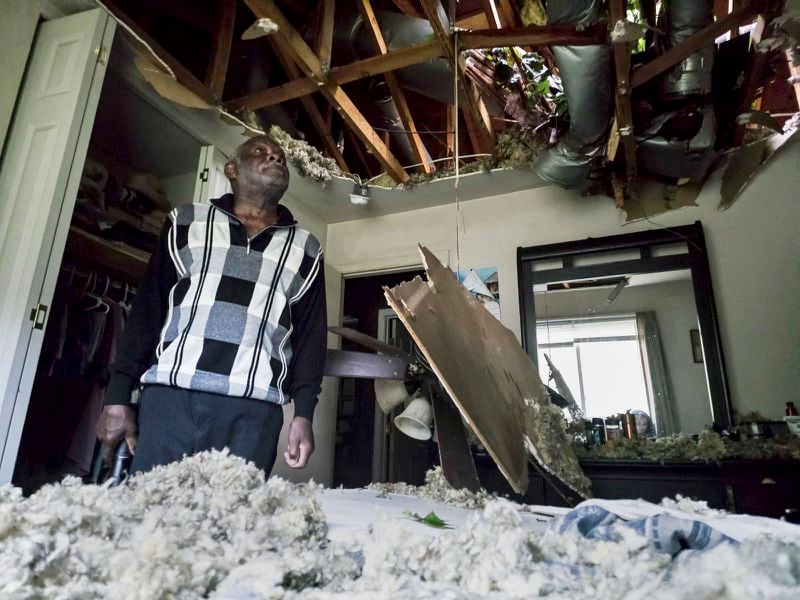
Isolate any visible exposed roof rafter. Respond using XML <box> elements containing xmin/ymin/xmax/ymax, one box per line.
<box><xmin>205</xmin><ymin>0</ymin><xmax>236</xmax><ymax>102</ymax></box>
<box><xmin>242</xmin><ymin>0</ymin><xmax>410</xmax><ymax>183</ymax></box>
<box><xmin>315</xmin><ymin>0</ymin><xmax>335</xmax><ymax>73</ymax></box>
<box><xmin>609</xmin><ymin>0</ymin><xmax>637</xmax><ymax>182</ymax></box>
<box><xmin>226</xmin><ymin>40</ymin><xmax>443</xmax><ymax>110</ymax></box>
<box><xmin>358</xmin><ymin>0</ymin><xmax>436</xmax><ymax>173</ymax></box>
<box><xmin>458</xmin><ymin>23</ymin><xmax>608</xmax><ymax>49</ymax></box>
<box><xmin>268</xmin><ymin>39</ymin><xmax>349</xmax><ymax>173</ymax></box>
<box><xmin>631</xmin><ymin>2</ymin><xmax>759</xmax><ymax>89</ymax></box>
<box><xmin>419</xmin><ymin>0</ymin><xmax>495</xmax><ymax>152</ymax></box>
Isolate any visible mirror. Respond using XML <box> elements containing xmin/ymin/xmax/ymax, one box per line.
<box><xmin>517</xmin><ymin>222</ymin><xmax>732</xmax><ymax>438</ymax></box>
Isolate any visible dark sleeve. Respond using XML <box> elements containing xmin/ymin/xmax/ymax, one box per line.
<box><xmin>105</xmin><ymin>219</ymin><xmax>178</xmax><ymax>405</ymax></box>
<box><xmin>288</xmin><ymin>255</ymin><xmax>327</xmax><ymax>422</ymax></box>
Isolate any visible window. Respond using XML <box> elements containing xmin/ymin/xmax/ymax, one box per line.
<box><xmin>536</xmin><ymin>316</ymin><xmax>653</xmax><ymax>422</ymax></box>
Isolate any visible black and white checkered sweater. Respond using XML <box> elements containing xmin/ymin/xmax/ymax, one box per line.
<box><xmin>106</xmin><ymin>195</ymin><xmax>326</xmax><ymax>420</ymax></box>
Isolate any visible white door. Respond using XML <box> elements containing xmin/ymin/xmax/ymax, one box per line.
<box><xmin>193</xmin><ymin>145</ymin><xmax>232</xmax><ymax>203</ymax></box>
<box><xmin>0</xmin><ymin>9</ymin><xmax>115</xmax><ymax>483</ymax></box>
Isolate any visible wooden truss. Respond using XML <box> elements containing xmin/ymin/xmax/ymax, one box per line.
<box><xmin>101</xmin><ymin>0</ymin><xmax>781</xmax><ymax>185</ymax></box>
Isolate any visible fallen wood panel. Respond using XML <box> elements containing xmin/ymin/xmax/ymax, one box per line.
<box><xmin>384</xmin><ymin>246</ymin><xmax>591</xmax><ymax>496</ymax></box>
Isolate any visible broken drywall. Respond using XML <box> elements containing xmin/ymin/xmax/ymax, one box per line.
<box><xmin>384</xmin><ymin>246</ymin><xmax>590</xmax><ymax>497</ymax></box>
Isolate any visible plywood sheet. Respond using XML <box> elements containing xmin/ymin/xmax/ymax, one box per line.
<box><xmin>384</xmin><ymin>246</ymin><xmax>591</xmax><ymax>496</ymax></box>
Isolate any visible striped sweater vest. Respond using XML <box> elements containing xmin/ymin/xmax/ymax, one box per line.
<box><xmin>140</xmin><ymin>201</ymin><xmax>322</xmax><ymax>403</ymax></box>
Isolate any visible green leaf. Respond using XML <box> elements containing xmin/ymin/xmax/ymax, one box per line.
<box><xmin>403</xmin><ymin>510</ymin><xmax>452</xmax><ymax>529</ymax></box>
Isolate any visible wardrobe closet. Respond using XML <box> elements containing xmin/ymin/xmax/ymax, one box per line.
<box><xmin>7</xmin><ymin>22</ymin><xmax>229</xmax><ymax>492</ymax></box>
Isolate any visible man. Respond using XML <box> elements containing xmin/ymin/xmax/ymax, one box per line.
<box><xmin>96</xmin><ymin>135</ymin><xmax>326</xmax><ymax>474</ymax></box>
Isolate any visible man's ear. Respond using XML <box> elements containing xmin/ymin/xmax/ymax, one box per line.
<box><xmin>224</xmin><ymin>161</ymin><xmax>237</xmax><ymax>180</ymax></box>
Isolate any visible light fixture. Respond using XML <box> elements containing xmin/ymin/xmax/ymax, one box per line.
<box><xmin>394</xmin><ymin>391</ymin><xmax>433</xmax><ymax>441</ymax></box>
<box><xmin>349</xmin><ymin>181</ymin><xmax>370</xmax><ymax>205</ymax></box>
<box><xmin>606</xmin><ymin>277</ymin><xmax>629</xmax><ymax>304</ymax></box>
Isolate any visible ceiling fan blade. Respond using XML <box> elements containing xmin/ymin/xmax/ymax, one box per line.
<box><xmin>324</xmin><ymin>349</ymin><xmax>408</xmax><ymax>380</ymax></box>
<box><xmin>328</xmin><ymin>326</ymin><xmax>415</xmax><ymax>362</ymax></box>
<box><xmin>429</xmin><ymin>384</ymin><xmax>482</xmax><ymax>493</ymax></box>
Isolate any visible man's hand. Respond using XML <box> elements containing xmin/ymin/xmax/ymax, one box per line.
<box><xmin>96</xmin><ymin>405</ymin><xmax>138</xmax><ymax>463</ymax></box>
<box><xmin>284</xmin><ymin>416</ymin><xmax>314</xmax><ymax>469</ymax></box>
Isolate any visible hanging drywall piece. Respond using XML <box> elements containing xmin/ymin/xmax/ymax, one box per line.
<box><xmin>133</xmin><ymin>55</ymin><xmax>211</xmax><ymax>110</ymax></box>
<box><xmin>719</xmin><ymin>127</ymin><xmax>798</xmax><ymax>210</ymax></box>
<box><xmin>384</xmin><ymin>245</ymin><xmax>591</xmax><ymax>497</ymax></box>
<box><xmin>623</xmin><ymin>178</ymin><xmax>700</xmax><ymax>223</ymax></box>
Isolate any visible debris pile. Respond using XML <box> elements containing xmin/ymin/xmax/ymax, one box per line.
<box><xmin>2</xmin><ymin>451</ymin><xmax>799</xmax><ymax>598</ymax></box>
<box><xmin>368</xmin><ymin>466</ymin><xmax>495</xmax><ymax>510</ymax></box>
<box><xmin>574</xmin><ymin>430</ymin><xmax>800</xmax><ymax>462</ymax></box>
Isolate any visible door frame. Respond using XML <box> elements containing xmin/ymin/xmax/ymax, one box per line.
<box><xmin>0</xmin><ymin>10</ymin><xmax>116</xmax><ymax>482</ymax></box>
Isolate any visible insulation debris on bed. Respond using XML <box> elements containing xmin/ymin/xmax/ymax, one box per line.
<box><xmin>2</xmin><ymin>451</ymin><xmax>800</xmax><ymax>599</ymax></box>
<box><xmin>384</xmin><ymin>245</ymin><xmax>590</xmax><ymax>497</ymax></box>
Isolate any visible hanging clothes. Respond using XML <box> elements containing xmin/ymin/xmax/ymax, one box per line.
<box><xmin>13</xmin><ymin>270</ymin><xmax>133</xmax><ymax>491</ymax></box>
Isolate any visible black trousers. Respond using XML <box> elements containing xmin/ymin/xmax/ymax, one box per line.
<box><xmin>130</xmin><ymin>385</ymin><xmax>284</xmax><ymax>476</ymax></box>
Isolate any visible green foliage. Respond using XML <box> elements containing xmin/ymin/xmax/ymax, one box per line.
<box><xmin>482</xmin><ymin>48</ymin><xmax>566</xmax><ymax>121</ymax></box>
<box><xmin>574</xmin><ymin>430</ymin><xmax>800</xmax><ymax>462</ymax></box>
<box><xmin>403</xmin><ymin>510</ymin><xmax>453</xmax><ymax>529</ymax></box>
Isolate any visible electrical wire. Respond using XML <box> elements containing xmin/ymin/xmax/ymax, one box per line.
<box><xmin>630</xmin><ymin>187</ymin><xmax>704</xmax><ymax>253</ymax></box>
<box><xmin>453</xmin><ymin>30</ymin><xmax>462</xmax><ymax>274</ymax></box>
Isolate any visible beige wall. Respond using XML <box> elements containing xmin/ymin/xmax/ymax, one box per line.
<box><xmin>326</xmin><ymin>137</ymin><xmax>800</xmax><ymax>421</ymax></box>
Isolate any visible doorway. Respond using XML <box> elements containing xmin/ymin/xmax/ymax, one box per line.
<box><xmin>332</xmin><ymin>268</ymin><xmax>438</xmax><ymax>487</ymax></box>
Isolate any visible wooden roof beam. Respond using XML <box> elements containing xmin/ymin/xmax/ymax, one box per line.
<box><xmin>631</xmin><ymin>2</ymin><xmax>759</xmax><ymax>89</ymax></box>
<box><xmin>269</xmin><ymin>39</ymin><xmax>349</xmax><ymax>173</ymax></box>
<box><xmin>358</xmin><ymin>0</ymin><xmax>435</xmax><ymax>174</ymax></box>
<box><xmin>101</xmin><ymin>0</ymin><xmax>213</xmax><ymax>104</ymax></box>
<box><xmin>227</xmin><ymin>40</ymin><xmax>443</xmax><ymax>110</ymax></box>
<box><xmin>243</xmin><ymin>0</ymin><xmax>410</xmax><ymax>183</ymax></box>
<box><xmin>205</xmin><ymin>0</ymin><xmax>236</xmax><ymax>102</ymax></box>
<box><xmin>459</xmin><ymin>23</ymin><xmax>608</xmax><ymax>49</ymax></box>
<box><xmin>419</xmin><ymin>0</ymin><xmax>495</xmax><ymax>152</ymax></box>
<box><xmin>609</xmin><ymin>0</ymin><xmax>637</xmax><ymax>182</ymax></box>
<box><xmin>390</xmin><ymin>0</ymin><xmax>425</xmax><ymax>19</ymax></box>
<box><xmin>315</xmin><ymin>0</ymin><xmax>335</xmax><ymax>73</ymax></box>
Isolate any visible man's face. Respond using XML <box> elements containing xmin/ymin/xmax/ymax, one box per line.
<box><xmin>228</xmin><ymin>136</ymin><xmax>289</xmax><ymax>197</ymax></box>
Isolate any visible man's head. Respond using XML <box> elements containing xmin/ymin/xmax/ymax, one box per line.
<box><xmin>224</xmin><ymin>135</ymin><xmax>289</xmax><ymax>203</ymax></box>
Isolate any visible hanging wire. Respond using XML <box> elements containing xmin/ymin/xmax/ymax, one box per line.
<box><xmin>454</xmin><ymin>30</ymin><xmax>462</xmax><ymax>275</ymax></box>
<box><xmin>630</xmin><ymin>189</ymin><xmax>704</xmax><ymax>253</ymax></box>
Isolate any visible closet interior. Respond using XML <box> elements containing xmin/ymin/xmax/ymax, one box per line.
<box><xmin>12</xmin><ymin>38</ymin><xmax>204</xmax><ymax>493</ymax></box>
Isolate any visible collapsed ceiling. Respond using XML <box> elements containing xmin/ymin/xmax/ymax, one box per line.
<box><xmin>100</xmin><ymin>0</ymin><xmax>799</xmax><ymax>203</ymax></box>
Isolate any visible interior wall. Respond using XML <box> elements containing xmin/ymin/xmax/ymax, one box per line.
<box><xmin>537</xmin><ymin>279</ymin><xmax>710</xmax><ymax>432</ymax></box>
<box><xmin>326</xmin><ymin>137</ymin><xmax>800</xmax><ymax>421</ymax></box>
